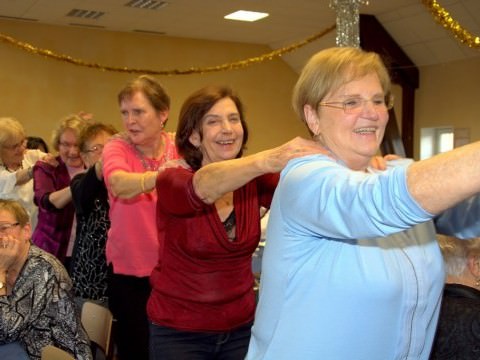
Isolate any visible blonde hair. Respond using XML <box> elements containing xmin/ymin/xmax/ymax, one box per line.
<box><xmin>0</xmin><ymin>199</ymin><xmax>30</xmax><ymax>226</ymax></box>
<box><xmin>0</xmin><ymin>117</ymin><xmax>26</xmax><ymax>147</ymax></box>
<box><xmin>437</xmin><ymin>234</ymin><xmax>480</xmax><ymax>276</ymax></box>
<box><xmin>292</xmin><ymin>47</ymin><xmax>392</xmax><ymax>127</ymax></box>
<box><xmin>51</xmin><ymin>114</ymin><xmax>88</xmax><ymax>151</ymax></box>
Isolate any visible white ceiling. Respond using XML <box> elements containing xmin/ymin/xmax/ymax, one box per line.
<box><xmin>0</xmin><ymin>0</ymin><xmax>479</xmax><ymax>73</ymax></box>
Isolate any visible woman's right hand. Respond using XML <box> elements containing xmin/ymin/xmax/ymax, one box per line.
<box><xmin>0</xmin><ymin>235</ymin><xmax>21</xmax><ymax>272</ymax></box>
<box><xmin>259</xmin><ymin>137</ymin><xmax>327</xmax><ymax>173</ymax></box>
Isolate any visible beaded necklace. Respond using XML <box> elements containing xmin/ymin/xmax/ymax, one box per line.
<box><xmin>116</xmin><ymin>131</ymin><xmax>175</xmax><ymax>171</ymax></box>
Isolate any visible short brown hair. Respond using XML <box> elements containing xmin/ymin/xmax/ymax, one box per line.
<box><xmin>175</xmin><ymin>85</ymin><xmax>249</xmax><ymax>170</ymax></box>
<box><xmin>0</xmin><ymin>199</ymin><xmax>30</xmax><ymax>226</ymax></box>
<box><xmin>118</xmin><ymin>75</ymin><xmax>170</xmax><ymax>113</ymax></box>
<box><xmin>292</xmin><ymin>47</ymin><xmax>392</xmax><ymax>127</ymax></box>
<box><xmin>78</xmin><ymin>122</ymin><xmax>118</xmax><ymax>153</ymax></box>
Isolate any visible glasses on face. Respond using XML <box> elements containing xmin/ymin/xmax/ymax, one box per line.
<box><xmin>0</xmin><ymin>222</ymin><xmax>20</xmax><ymax>234</ymax></box>
<box><xmin>319</xmin><ymin>94</ymin><xmax>394</xmax><ymax>115</ymax></box>
<box><xmin>2</xmin><ymin>139</ymin><xmax>27</xmax><ymax>151</ymax></box>
<box><xmin>59</xmin><ymin>141</ymin><xmax>79</xmax><ymax>150</ymax></box>
<box><xmin>83</xmin><ymin>144</ymin><xmax>104</xmax><ymax>154</ymax></box>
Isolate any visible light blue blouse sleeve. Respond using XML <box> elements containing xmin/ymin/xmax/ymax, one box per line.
<box><xmin>277</xmin><ymin>155</ymin><xmax>433</xmax><ymax>240</ymax></box>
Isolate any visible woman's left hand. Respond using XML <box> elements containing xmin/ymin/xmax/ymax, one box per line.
<box><xmin>369</xmin><ymin>154</ymin><xmax>402</xmax><ymax>171</ymax></box>
<box><xmin>40</xmin><ymin>153</ymin><xmax>59</xmax><ymax>167</ymax></box>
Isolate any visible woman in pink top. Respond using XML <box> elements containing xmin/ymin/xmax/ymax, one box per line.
<box><xmin>102</xmin><ymin>75</ymin><xmax>179</xmax><ymax>360</ymax></box>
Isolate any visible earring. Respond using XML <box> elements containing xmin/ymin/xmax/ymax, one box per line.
<box><xmin>476</xmin><ymin>278</ymin><xmax>480</xmax><ymax>287</ymax></box>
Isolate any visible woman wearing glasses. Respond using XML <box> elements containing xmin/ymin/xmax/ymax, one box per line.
<box><xmin>32</xmin><ymin>114</ymin><xmax>87</xmax><ymax>266</ymax></box>
<box><xmin>0</xmin><ymin>199</ymin><xmax>91</xmax><ymax>359</ymax></box>
<box><xmin>0</xmin><ymin>117</ymin><xmax>57</xmax><ymax>231</ymax></box>
<box><xmin>69</xmin><ymin>122</ymin><xmax>117</xmax><ymax>307</ymax></box>
<box><xmin>247</xmin><ymin>47</ymin><xmax>480</xmax><ymax>360</ymax></box>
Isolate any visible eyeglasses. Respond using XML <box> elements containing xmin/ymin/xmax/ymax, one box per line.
<box><xmin>2</xmin><ymin>139</ymin><xmax>27</xmax><ymax>151</ymax></box>
<box><xmin>59</xmin><ymin>141</ymin><xmax>79</xmax><ymax>150</ymax></box>
<box><xmin>0</xmin><ymin>222</ymin><xmax>20</xmax><ymax>233</ymax></box>
<box><xmin>319</xmin><ymin>94</ymin><xmax>394</xmax><ymax>114</ymax></box>
<box><xmin>83</xmin><ymin>144</ymin><xmax>104</xmax><ymax>154</ymax></box>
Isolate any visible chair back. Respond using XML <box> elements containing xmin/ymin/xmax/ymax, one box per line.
<box><xmin>81</xmin><ymin>301</ymin><xmax>114</xmax><ymax>358</ymax></box>
<box><xmin>41</xmin><ymin>345</ymin><xmax>74</xmax><ymax>360</ymax></box>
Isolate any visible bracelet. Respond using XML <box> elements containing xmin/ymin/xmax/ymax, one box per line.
<box><xmin>140</xmin><ymin>173</ymin><xmax>147</xmax><ymax>193</ymax></box>
<box><xmin>27</xmin><ymin>166</ymin><xmax>33</xmax><ymax>179</ymax></box>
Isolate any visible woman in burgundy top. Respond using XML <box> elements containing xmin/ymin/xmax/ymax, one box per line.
<box><xmin>32</xmin><ymin>114</ymin><xmax>86</xmax><ymax>265</ymax></box>
<box><xmin>147</xmin><ymin>85</ymin><xmax>324</xmax><ymax>360</ymax></box>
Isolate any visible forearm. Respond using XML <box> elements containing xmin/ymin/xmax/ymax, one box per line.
<box><xmin>48</xmin><ymin>186</ymin><xmax>73</xmax><ymax>209</ymax></box>
<box><xmin>108</xmin><ymin>170</ymin><xmax>158</xmax><ymax>198</ymax></box>
<box><xmin>407</xmin><ymin>141</ymin><xmax>480</xmax><ymax>214</ymax></box>
<box><xmin>193</xmin><ymin>153</ymin><xmax>267</xmax><ymax>204</ymax></box>
<box><xmin>15</xmin><ymin>167</ymin><xmax>33</xmax><ymax>186</ymax></box>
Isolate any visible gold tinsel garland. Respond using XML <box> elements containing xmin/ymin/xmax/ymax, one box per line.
<box><xmin>423</xmin><ymin>0</ymin><xmax>480</xmax><ymax>49</ymax></box>
<box><xmin>0</xmin><ymin>25</ymin><xmax>335</xmax><ymax>75</ymax></box>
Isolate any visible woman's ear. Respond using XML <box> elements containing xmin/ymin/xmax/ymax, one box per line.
<box><xmin>189</xmin><ymin>131</ymin><xmax>201</xmax><ymax>148</ymax></box>
<box><xmin>466</xmin><ymin>254</ymin><xmax>480</xmax><ymax>279</ymax></box>
<box><xmin>304</xmin><ymin>104</ymin><xmax>320</xmax><ymax>136</ymax></box>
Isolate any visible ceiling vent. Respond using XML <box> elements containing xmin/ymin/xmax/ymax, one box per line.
<box><xmin>125</xmin><ymin>0</ymin><xmax>169</xmax><ymax>10</ymax></box>
<box><xmin>66</xmin><ymin>9</ymin><xmax>105</xmax><ymax>20</ymax></box>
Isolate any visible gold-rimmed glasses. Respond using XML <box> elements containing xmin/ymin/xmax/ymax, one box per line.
<box><xmin>83</xmin><ymin>144</ymin><xmax>104</xmax><ymax>154</ymax></box>
<box><xmin>319</xmin><ymin>94</ymin><xmax>394</xmax><ymax>114</ymax></box>
<box><xmin>0</xmin><ymin>222</ymin><xmax>20</xmax><ymax>234</ymax></box>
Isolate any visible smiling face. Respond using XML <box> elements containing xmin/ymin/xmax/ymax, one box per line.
<box><xmin>1</xmin><ymin>137</ymin><xmax>26</xmax><ymax>169</ymax></box>
<box><xmin>188</xmin><ymin>97</ymin><xmax>244</xmax><ymax>166</ymax></box>
<box><xmin>58</xmin><ymin>128</ymin><xmax>83</xmax><ymax>168</ymax></box>
<box><xmin>120</xmin><ymin>91</ymin><xmax>168</xmax><ymax>148</ymax></box>
<box><xmin>0</xmin><ymin>209</ymin><xmax>30</xmax><ymax>238</ymax></box>
<box><xmin>305</xmin><ymin>72</ymin><xmax>389</xmax><ymax>170</ymax></box>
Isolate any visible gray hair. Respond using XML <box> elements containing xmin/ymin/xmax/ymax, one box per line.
<box><xmin>437</xmin><ymin>234</ymin><xmax>480</xmax><ymax>276</ymax></box>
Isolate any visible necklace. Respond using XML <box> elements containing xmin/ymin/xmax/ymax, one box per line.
<box><xmin>116</xmin><ymin>131</ymin><xmax>175</xmax><ymax>171</ymax></box>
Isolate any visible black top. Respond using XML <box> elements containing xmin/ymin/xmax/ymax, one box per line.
<box><xmin>69</xmin><ymin>165</ymin><xmax>110</xmax><ymax>301</ymax></box>
<box><xmin>429</xmin><ymin>283</ymin><xmax>480</xmax><ymax>359</ymax></box>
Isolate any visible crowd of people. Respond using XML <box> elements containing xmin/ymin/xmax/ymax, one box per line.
<box><xmin>1</xmin><ymin>47</ymin><xmax>480</xmax><ymax>360</ymax></box>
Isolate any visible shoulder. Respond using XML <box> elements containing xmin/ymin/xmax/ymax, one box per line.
<box><xmin>24</xmin><ymin>149</ymin><xmax>46</xmax><ymax>164</ymax></box>
<box><xmin>27</xmin><ymin>245</ymin><xmax>70</xmax><ymax>281</ymax></box>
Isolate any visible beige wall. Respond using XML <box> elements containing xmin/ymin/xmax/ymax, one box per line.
<box><xmin>2</xmin><ymin>19</ymin><xmax>480</xmax><ymax>159</ymax></box>
<box><xmin>414</xmin><ymin>56</ymin><xmax>480</xmax><ymax>158</ymax></box>
<box><xmin>0</xmin><ymin>19</ymin><xmax>309</xmax><ymax>154</ymax></box>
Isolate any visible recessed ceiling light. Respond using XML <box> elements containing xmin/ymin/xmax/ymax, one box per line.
<box><xmin>224</xmin><ymin>10</ymin><xmax>269</xmax><ymax>22</ymax></box>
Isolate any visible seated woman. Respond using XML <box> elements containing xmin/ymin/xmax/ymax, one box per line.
<box><xmin>0</xmin><ymin>199</ymin><xmax>91</xmax><ymax>359</ymax></box>
<box><xmin>429</xmin><ymin>235</ymin><xmax>480</xmax><ymax>359</ymax></box>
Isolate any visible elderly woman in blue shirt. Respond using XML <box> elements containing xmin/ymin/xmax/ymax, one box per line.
<box><xmin>246</xmin><ymin>47</ymin><xmax>480</xmax><ymax>360</ymax></box>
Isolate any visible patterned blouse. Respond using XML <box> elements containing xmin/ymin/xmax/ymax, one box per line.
<box><xmin>0</xmin><ymin>245</ymin><xmax>92</xmax><ymax>359</ymax></box>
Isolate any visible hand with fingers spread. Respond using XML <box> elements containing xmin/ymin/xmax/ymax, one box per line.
<box><xmin>257</xmin><ymin>137</ymin><xmax>328</xmax><ymax>173</ymax></box>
